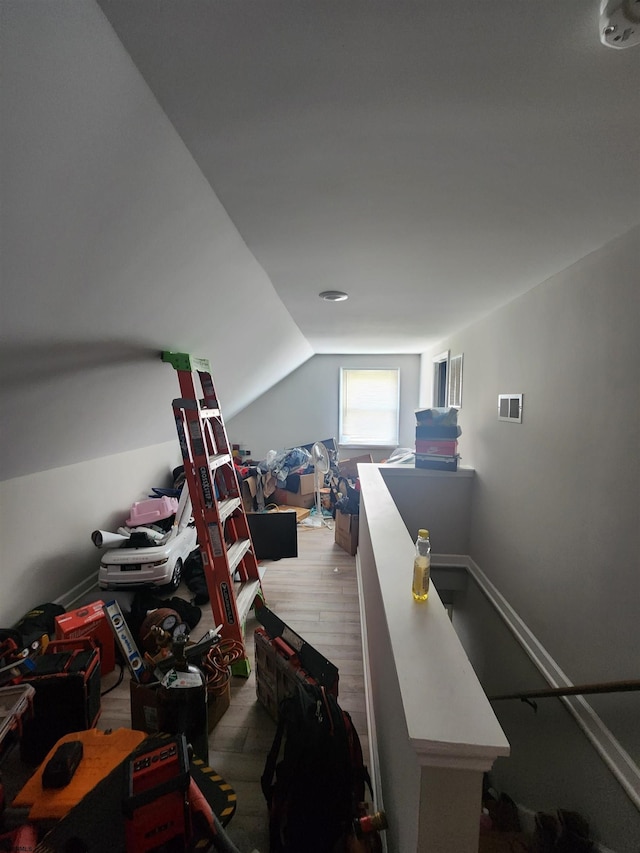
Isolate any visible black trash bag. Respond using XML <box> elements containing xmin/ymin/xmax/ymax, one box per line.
<box><xmin>13</xmin><ymin>602</ymin><xmax>65</xmax><ymax>648</ymax></box>
<box><xmin>183</xmin><ymin>550</ymin><xmax>210</xmax><ymax>605</ymax></box>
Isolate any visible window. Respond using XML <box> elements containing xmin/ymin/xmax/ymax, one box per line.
<box><xmin>432</xmin><ymin>351</ymin><xmax>449</xmax><ymax>407</ymax></box>
<box><xmin>339</xmin><ymin>368</ymin><xmax>400</xmax><ymax>446</ymax></box>
<box><xmin>447</xmin><ymin>354</ymin><xmax>463</xmax><ymax>409</ymax></box>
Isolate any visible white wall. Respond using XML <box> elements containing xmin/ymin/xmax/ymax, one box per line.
<box><xmin>422</xmin><ymin>227</ymin><xmax>640</xmax><ymax>795</ymax></box>
<box><xmin>0</xmin><ymin>1</ymin><xmax>312</xmax><ymax>483</ymax></box>
<box><xmin>228</xmin><ymin>354</ymin><xmax>420</xmax><ymax>462</ymax></box>
<box><xmin>0</xmin><ymin>1</ymin><xmax>313</xmax><ymax>621</ymax></box>
<box><xmin>0</xmin><ymin>442</ymin><xmax>180</xmax><ymax>625</ymax></box>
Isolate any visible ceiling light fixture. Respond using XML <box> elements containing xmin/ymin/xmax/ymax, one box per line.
<box><xmin>319</xmin><ymin>290</ymin><xmax>349</xmax><ymax>302</ymax></box>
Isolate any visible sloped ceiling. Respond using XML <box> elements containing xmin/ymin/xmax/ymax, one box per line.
<box><xmin>2</xmin><ymin>1</ymin><xmax>639</xmax><ymax>481</ymax></box>
<box><xmin>99</xmin><ymin>0</ymin><xmax>640</xmax><ymax>353</ymax></box>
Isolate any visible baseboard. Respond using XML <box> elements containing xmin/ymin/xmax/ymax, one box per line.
<box><xmin>53</xmin><ymin>572</ymin><xmax>99</xmax><ymax>611</ymax></box>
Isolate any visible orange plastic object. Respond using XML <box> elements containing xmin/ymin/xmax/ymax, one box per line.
<box><xmin>13</xmin><ymin>728</ymin><xmax>145</xmax><ymax>820</ymax></box>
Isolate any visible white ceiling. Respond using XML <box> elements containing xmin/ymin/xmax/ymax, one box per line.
<box><xmin>98</xmin><ymin>0</ymin><xmax>640</xmax><ymax>354</ymax></box>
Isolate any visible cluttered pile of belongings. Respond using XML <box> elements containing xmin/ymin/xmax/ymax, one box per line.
<box><xmin>235</xmin><ymin>445</ymin><xmax>327</xmax><ymax>512</ymax></box>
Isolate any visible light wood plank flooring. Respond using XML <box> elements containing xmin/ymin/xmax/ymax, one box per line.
<box><xmin>98</xmin><ymin>521</ymin><xmax>362</xmax><ymax>853</ymax></box>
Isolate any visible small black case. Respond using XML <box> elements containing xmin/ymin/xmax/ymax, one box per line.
<box><xmin>42</xmin><ymin>740</ymin><xmax>84</xmax><ymax>788</ymax></box>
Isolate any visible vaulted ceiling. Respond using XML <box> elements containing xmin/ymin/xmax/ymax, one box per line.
<box><xmin>99</xmin><ymin>0</ymin><xmax>640</xmax><ymax>354</ymax></box>
<box><xmin>2</xmin><ymin>1</ymin><xmax>639</xmax><ymax>481</ymax></box>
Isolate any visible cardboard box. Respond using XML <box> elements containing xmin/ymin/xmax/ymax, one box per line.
<box><xmin>415</xmin><ymin>424</ymin><xmax>460</xmax><ymax>439</ymax></box>
<box><xmin>295</xmin><ymin>472</ymin><xmax>316</xmax><ymax>495</ymax></box>
<box><xmin>129</xmin><ymin>677</ymin><xmax>231</xmax><ymax>735</ymax></box>
<box><xmin>206</xmin><ymin>679</ymin><xmax>231</xmax><ymax>731</ymax></box>
<box><xmin>272</xmin><ymin>487</ymin><xmax>316</xmax><ymax>509</ymax></box>
<box><xmin>129</xmin><ymin>679</ymin><xmax>160</xmax><ymax>733</ymax></box>
<box><xmin>241</xmin><ymin>475</ymin><xmax>257</xmax><ymax>513</ymax></box>
<box><xmin>415</xmin><ymin>455</ymin><xmax>458</xmax><ymax>472</ymax></box>
<box><xmin>334</xmin><ymin>511</ymin><xmax>359</xmax><ymax>556</ymax></box>
<box><xmin>55</xmin><ymin>600</ymin><xmax>115</xmax><ymax>675</ymax></box>
<box><xmin>415</xmin><ymin>439</ymin><xmax>458</xmax><ymax>456</ymax></box>
<box><xmin>337</xmin><ymin>454</ymin><xmax>373</xmax><ymax>481</ymax></box>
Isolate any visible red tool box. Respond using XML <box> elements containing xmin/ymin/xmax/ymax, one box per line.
<box><xmin>123</xmin><ymin>735</ymin><xmax>192</xmax><ymax>853</ymax></box>
<box><xmin>254</xmin><ymin>604</ymin><xmax>339</xmax><ymax>722</ymax></box>
<box><xmin>20</xmin><ymin>638</ymin><xmax>101</xmax><ymax>765</ymax></box>
<box><xmin>54</xmin><ymin>600</ymin><xmax>116</xmax><ymax>675</ymax></box>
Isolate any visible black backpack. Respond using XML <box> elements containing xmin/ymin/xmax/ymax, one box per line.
<box><xmin>261</xmin><ymin>681</ymin><xmax>370</xmax><ymax>853</ymax></box>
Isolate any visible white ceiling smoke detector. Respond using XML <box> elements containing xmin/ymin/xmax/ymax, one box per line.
<box><xmin>600</xmin><ymin>0</ymin><xmax>640</xmax><ymax>48</ymax></box>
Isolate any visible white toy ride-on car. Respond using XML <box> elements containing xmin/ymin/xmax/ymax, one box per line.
<box><xmin>94</xmin><ymin>485</ymin><xmax>198</xmax><ymax>591</ymax></box>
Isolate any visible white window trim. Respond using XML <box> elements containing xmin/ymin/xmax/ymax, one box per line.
<box><xmin>339</xmin><ymin>367</ymin><xmax>400</xmax><ymax>447</ymax></box>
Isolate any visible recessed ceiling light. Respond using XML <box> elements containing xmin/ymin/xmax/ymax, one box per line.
<box><xmin>319</xmin><ymin>290</ymin><xmax>349</xmax><ymax>302</ymax></box>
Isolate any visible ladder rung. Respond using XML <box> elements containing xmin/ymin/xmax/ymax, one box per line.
<box><xmin>172</xmin><ymin>398</ymin><xmax>221</xmax><ymax>418</ymax></box>
<box><xmin>210</xmin><ymin>453</ymin><xmax>231</xmax><ymax>470</ymax></box>
<box><xmin>218</xmin><ymin>497</ymin><xmax>241</xmax><ymax>524</ymax></box>
<box><xmin>227</xmin><ymin>539</ymin><xmax>252</xmax><ymax>574</ymax></box>
<box><xmin>235</xmin><ymin>579</ymin><xmax>262</xmax><ymax>627</ymax></box>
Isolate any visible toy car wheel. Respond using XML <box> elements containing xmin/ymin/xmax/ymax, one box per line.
<box><xmin>167</xmin><ymin>558</ymin><xmax>183</xmax><ymax>591</ymax></box>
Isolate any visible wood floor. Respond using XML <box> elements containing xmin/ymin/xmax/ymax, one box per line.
<box><xmin>98</xmin><ymin>521</ymin><xmax>363</xmax><ymax>853</ymax></box>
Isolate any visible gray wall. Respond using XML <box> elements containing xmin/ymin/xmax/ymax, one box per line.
<box><xmin>0</xmin><ymin>1</ymin><xmax>310</xmax><ymax>621</ymax></box>
<box><xmin>228</xmin><ymin>354</ymin><xmax>420</xmax><ymax>463</ymax></box>
<box><xmin>424</xmin><ymin>228</ymin><xmax>639</xmax><ymax>685</ymax></box>
<box><xmin>1</xmin><ymin>0</ymin><xmax>312</xmax><ymax>483</ymax></box>
<box><xmin>423</xmin><ymin>227</ymin><xmax>640</xmax><ymax>831</ymax></box>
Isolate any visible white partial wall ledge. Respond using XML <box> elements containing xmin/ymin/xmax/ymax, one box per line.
<box><xmin>356</xmin><ymin>463</ymin><xmax>509</xmax><ymax>853</ymax></box>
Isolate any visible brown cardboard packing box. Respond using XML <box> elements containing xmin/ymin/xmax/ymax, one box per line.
<box><xmin>129</xmin><ymin>678</ymin><xmax>231</xmax><ymax>734</ymax></box>
<box><xmin>272</xmin><ymin>472</ymin><xmax>317</xmax><ymax>509</ymax></box>
<box><xmin>241</xmin><ymin>475</ymin><xmax>257</xmax><ymax>512</ymax></box>
<box><xmin>337</xmin><ymin>454</ymin><xmax>373</xmax><ymax>481</ymax></box>
<box><xmin>334</xmin><ymin>511</ymin><xmax>359</xmax><ymax>556</ymax></box>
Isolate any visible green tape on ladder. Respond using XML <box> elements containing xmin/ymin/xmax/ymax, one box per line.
<box><xmin>162</xmin><ymin>351</ymin><xmax>212</xmax><ymax>373</ymax></box>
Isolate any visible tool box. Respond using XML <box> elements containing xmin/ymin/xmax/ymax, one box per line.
<box><xmin>55</xmin><ymin>600</ymin><xmax>116</xmax><ymax>675</ymax></box>
<box><xmin>0</xmin><ymin>683</ymin><xmax>35</xmax><ymax>760</ymax></box>
<box><xmin>20</xmin><ymin>638</ymin><xmax>101</xmax><ymax>764</ymax></box>
<box><xmin>123</xmin><ymin>734</ymin><xmax>191</xmax><ymax>853</ymax></box>
<box><xmin>254</xmin><ymin>604</ymin><xmax>339</xmax><ymax>722</ymax></box>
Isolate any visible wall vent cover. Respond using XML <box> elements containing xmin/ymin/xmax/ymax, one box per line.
<box><xmin>498</xmin><ymin>393</ymin><xmax>523</xmax><ymax>423</ymax></box>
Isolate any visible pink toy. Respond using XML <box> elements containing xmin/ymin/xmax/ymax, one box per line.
<box><xmin>126</xmin><ymin>496</ymin><xmax>178</xmax><ymax>527</ymax></box>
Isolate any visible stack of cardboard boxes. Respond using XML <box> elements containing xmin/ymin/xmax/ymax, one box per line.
<box><xmin>415</xmin><ymin>409</ymin><xmax>461</xmax><ymax>472</ymax></box>
<box><xmin>333</xmin><ymin>454</ymin><xmax>372</xmax><ymax>556</ymax></box>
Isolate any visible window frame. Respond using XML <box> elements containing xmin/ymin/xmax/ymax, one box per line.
<box><xmin>339</xmin><ymin>367</ymin><xmax>400</xmax><ymax>448</ymax></box>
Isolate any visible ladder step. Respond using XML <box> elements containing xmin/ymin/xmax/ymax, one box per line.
<box><xmin>199</xmin><ymin>407</ymin><xmax>221</xmax><ymax>419</ymax></box>
<box><xmin>227</xmin><ymin>538</ymin><xmax>252</xmax><ymax>574</ymax></box>
<box><xmin>210</xmin><ymin>452</ymin><xmax>231</xmax><ymax>470</ymax></box>
<box><xmin>218</xmin><ymin>496</ymin><xmax>241</xmax><ymax>524</ymax></box>
<box><xmin>235</xmin><ymin>579</ymin><xmax>262</xmax><ymax>628</ymax></box>
<box><xmin>171</xmin><ymin>398</ymin><xmax>220</xmax><ymax>418</ymax></box>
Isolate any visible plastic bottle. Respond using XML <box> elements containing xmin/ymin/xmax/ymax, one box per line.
<box><xmin>412</xmin><ymin>528</ymin><xmax>431</xmax><ymax>601</ymax></box>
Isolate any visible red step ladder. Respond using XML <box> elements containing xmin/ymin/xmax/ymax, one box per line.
<box><xmin>163</xmin><ymin>351</ymin><xmax>262</xmax><ymax>676</ymax></box>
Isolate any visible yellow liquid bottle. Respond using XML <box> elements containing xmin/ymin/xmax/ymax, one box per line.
<box><xmin>412</xmin><ymin>528</ymin><xmax>431</xmax><ymax>601</ymax></box>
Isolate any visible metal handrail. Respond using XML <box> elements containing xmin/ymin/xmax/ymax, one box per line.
<box><xmin>489</xmin><ymin>678</ymin><xmax>640</xmax><ymax>703</ymax></box>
